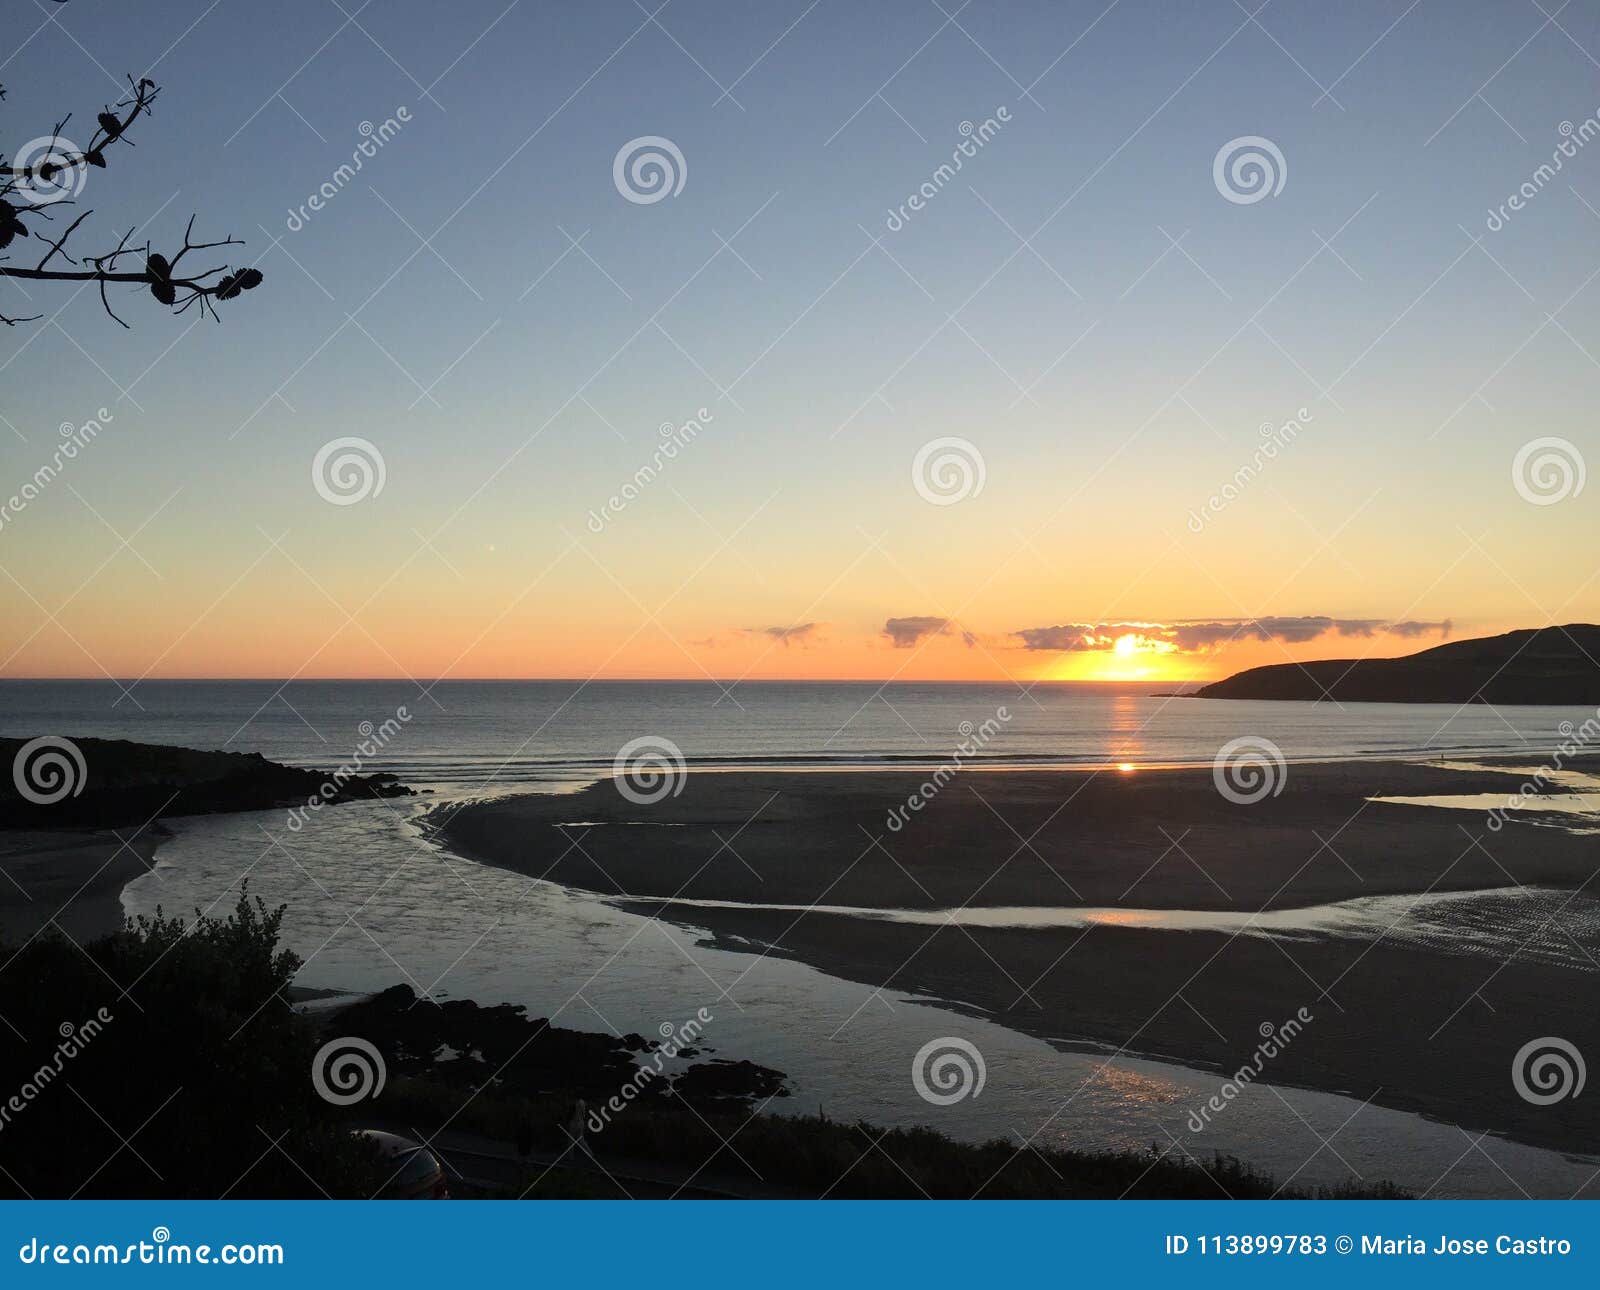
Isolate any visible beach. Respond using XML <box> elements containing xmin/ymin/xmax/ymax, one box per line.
<box><xmin>435</xmin><ymin>760</ymin><xmax>1600</xmax><ymax>1156</ymax></box>
<box><xmin>436</xmin><ymin>759</ymin><xmax>1600</xmax><ymax>910</ymax></box>
<box><xmin>0</xmin><ymin>828</ymin><xmax>162</xmax><ymax>944</ymax></box>
<box><xmin>0</xmin><ymin>734</ymin><xmax>412</xmax><ymax>948</ymax></box>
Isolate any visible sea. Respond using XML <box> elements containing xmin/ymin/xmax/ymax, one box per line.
<box><xmin>4</xmin><ymin>678</ymin><xmax>1599</xmax><ymax>1198</ymax></box>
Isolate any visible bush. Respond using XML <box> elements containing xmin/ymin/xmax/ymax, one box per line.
<box><xmin>0</xmin><ymin>888</ymin><xmax>385</xmax><ymax>1198</ymax></box>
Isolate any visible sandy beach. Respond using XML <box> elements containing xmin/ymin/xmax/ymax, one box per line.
<box><xmin>0</xmin><ymin>828</ymin><xmax>162</xmax><ymax>944</ymax></box>
<box><xmin>0</xmin><ymin>735</ymin><xmax>410</xmax><ymax>948</ymax></box>
<box><xmin>437</xmin><ymin>759</ymin><xmax>1600</xmax><ymax>910</ymax></box>
<box><xmin>436</xmin><ymin>760</ymin><xmax>1600</xmax><ymax>1157</ymax></box>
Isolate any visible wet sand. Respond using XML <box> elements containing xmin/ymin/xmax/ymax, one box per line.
<box><xmin>666</xmin><ymin>905</ymin><xmax>1600</xmax><ymax>1157</ymax></box>
<box><xmin>438</xmin><ymin>760</ymin><xmax>1600</xmax><ymax>911</ymax></box>
<box><xmin>435</xmin><ymin>761</ymin><xmax>1600</xmax><ymax>1157</ymax></box>
<box><xmin>0</xmin><ymin>828</ymin><xmax>163</xmax><ymax>944</ymax></box>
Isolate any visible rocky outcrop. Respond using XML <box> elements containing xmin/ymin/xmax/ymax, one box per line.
<box><xmin>0</xmin><ymin>735</ymin><xmax>413</xmax><ymax>828</ymax></box>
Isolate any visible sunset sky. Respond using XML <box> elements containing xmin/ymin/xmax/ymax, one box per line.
<box><xmin>3</xmin><ymin>1</ymin><xmax>1597</xmax><ymax>683</ymax></box>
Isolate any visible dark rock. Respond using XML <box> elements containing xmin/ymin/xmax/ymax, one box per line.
<box><xmin>0</xmin><ymin>735</ymin><xmax>414</xmax><ymax>829</ymax></box>
<box><xmin>327</xmin><ymin>985</ymin><xmax>791</xmax><ymax>1111</ymax></box>
<box><xmin>672</xmin><ymin>1057</ymin><xmax>790</xmax><ymax>1105</ymax></box>
<box><xmin>331</xmin><ymin>984</ymin><xmax>655</xmax><ymax>1102</ymax></box>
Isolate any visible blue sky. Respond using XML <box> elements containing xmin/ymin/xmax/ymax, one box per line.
<box><xmin>2</xmin><ymin>0</ymin><xmax>1598</xmax><ymax>679</ymax></box>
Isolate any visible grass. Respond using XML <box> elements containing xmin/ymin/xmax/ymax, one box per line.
<box><xmin>371</xmin><ymin>1076</ymin><xmax>1410</xmax><ymax>1200</ymax></box>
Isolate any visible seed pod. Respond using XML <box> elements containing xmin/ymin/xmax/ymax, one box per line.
<box><xmin>97</xmin><ymin>112</ymin><xmax>123</xmax><ymax>139</ymax></box>
<box><xmin>214</xmin><ymin>272</ymin><xmax>243</xmax><ymax>301</ymax></box>
<box><xmin>146</xmin><ymin>253</ymin><xmax>171</xmax><ymax>280</ymax></box>
<box><xmin>85</xmin><ymin>149</ymin><xmax>106</xmax><ymax>168</ymax></box>
<box><xmin>0</xmin><ymin>209</ymin><xmax>29</xmax><ymax>248</ymax></box>
<box><xmin>150</xmin><ymin>280</ymin><xmax>177</xmax><ymax>306</ymax></box>
<box><xmin>237</xmin><ymin>268</ymin><xmax>263</xmax><ymax>291</ymax></box>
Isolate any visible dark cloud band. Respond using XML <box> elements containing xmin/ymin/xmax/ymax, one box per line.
<box><xmin>1010</xmin><ymin>617</ymin><xmax>1452</xmax><ymax>652</ymax></box>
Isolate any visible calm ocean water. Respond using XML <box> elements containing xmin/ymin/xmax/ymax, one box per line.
<box><xmin>0</xmin><ymin>679</ymin><xmax>1591</xmax><ymax>794</ymax></box>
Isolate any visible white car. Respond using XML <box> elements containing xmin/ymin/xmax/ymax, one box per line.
<box><xmin>357</xmin><ymin>1130</ymin><xmax>450</xmax><ymax>1199</ymax></box>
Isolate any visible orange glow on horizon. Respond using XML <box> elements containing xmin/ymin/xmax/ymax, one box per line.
<box><xmin>1041</xmin><ymin>636</ymin><xmax>1198</xmax><ymax>685</ymax></box>
<box><xmin>0</xmin><ymin>577</ymin><xmax>1487</xmax><ymax>685</ymax></box>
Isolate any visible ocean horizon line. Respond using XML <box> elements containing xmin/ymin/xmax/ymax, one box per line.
<box><xmin>0</xmin><ymin>675</ymin><xmax>1204</xmax><ymax>687</ymax></box>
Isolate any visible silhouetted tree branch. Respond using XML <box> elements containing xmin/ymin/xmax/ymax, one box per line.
<box><xmin>0</xmin><ymin>70</ymin><xmax>263</xmax><ymax>326</ymax></box>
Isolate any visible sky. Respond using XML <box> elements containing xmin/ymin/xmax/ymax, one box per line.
<box><xmin>1</xmin><ymin>0</ymin><xmax>1597</xmax><ymax>684</ymax></box>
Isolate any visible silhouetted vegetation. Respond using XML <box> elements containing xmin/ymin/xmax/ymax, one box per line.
<box><xmin>0</xmin><ymin>894</ymin><xmax>1406</xmax><ymax>1199</ymax></box>
<box><xmin>0</xmin><ymin>892</ymin><xmax>384</xmax><ymax>1197</ymax></box>
<box><xmin>1</xmin><ymin>62</ymin><xmax>261</xmax><ymax>325</ymax></box>
<box><xmin>377</xmin><ymin>1079</ymin><xmax>1409</xmax><ymax>1200</ymax></box>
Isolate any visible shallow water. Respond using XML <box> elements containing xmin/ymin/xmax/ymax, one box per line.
<box><xmin>123</xmin><ymin>794</ymin><xmax>1600</xmax><ymax>1199</ymax></box>
<box><xmin>616</xmin><ymin>887</ymin><xmax>1600</xmax><ymax>974</ymax></box>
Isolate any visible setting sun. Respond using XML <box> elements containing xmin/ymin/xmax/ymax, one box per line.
<box><xmin>1034</xmin><ymin>629</ymin><xmax>1203</xmax><ymax>684</ymax></box>
<box><xmin>4</xmin><ymin>0</ymin><xmax>1594</xmax><ymax>1222</ymax></box>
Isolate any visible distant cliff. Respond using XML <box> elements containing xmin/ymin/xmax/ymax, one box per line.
<box><xmin>1194</xmin><ymin>625</ymin><xmax>1600</xmax><ymax>704</ymax></box>
<box><xmin>0</xmin><ymin>736</ymin><xmax>413</xmax><ymax>829</ymax></box>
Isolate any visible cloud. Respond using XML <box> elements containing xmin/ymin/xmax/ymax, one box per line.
<box><xmin>748</xmin><ymin>622</ymin><xmax>820</xmax><ymax>647</ymax></box>
<box><xmin>699</xmin><ymin>622</ymin><xmax>824</xmax><ymax>648</ymax></box>
<box><xmin>1010</xmin><ymin>616</ymin><xmax>1457</xmax><ymax>652</ymax></box>
<box><xmin>1170</xmin><ymin>617</ymin><xmax>1351</xmax><ymax>648</ymax></box>
<box><xmin>883</xmin><ymin>617</ymin><xmax>976</xmax><ymax>649</ymax></box>
<box><xmin>1012</xmin><ymin>623</ymin><xmax>1155</xmax><ymax>652</ymax></box>
<box><xmin>1386</xmin><ymin>618</ymin><xmax>1452</xmax><ymax>639</ymax></box>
